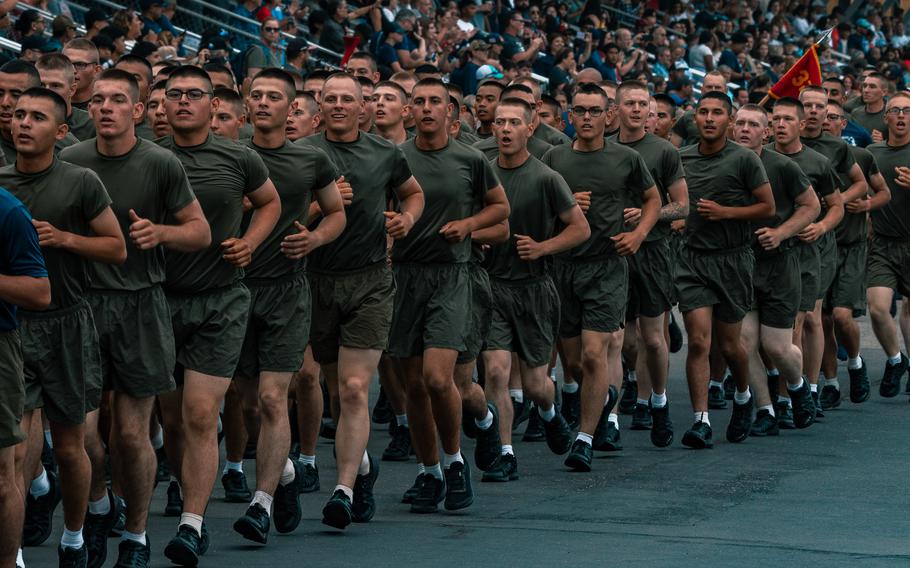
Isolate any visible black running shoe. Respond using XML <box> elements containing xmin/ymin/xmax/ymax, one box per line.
<box><xmin>233</xmin><ymin>503</ymin><xmax>270</xmax><ymax>544</ymax></box>
<box><xmin>59</xmin><ymin>545</ymin><xmax>88</xmax><ymax>568</ymax></box>
<box><xmin>155</xmin><ymin>448</ymin><xmax>170</xmax><ymax>484</ymax></box>
<box><xmin>776</xmin><ymin>402</ymin><xmax>795</xmax><ymax>429</ymax></box>
<box><xmin>649</xmin><ymin>403</ymin><xmax>673</xmax><ymax>448</ymax></box>
<box><xmin>383</xmin><ymin>423</ymin><xmax>413</xmax><ymax>462</ymax></box>
<box><xmin>481</xmin><ymin>453</ymin><xmax>518</xmax><ymax>482</ymax></box>
<box><xmin>164</xmin><ymin>525</ymin><xmax>202</xmax><ymax>567</ymax></box>
<box><xmin>708</xmin><ymin>385</ymin><xmax>728</xmax><ymax>409</ymax></box>
<box><xmin>462</xmin><ymin>416</ymin><xmax>477</xmax><ymax>439</ymax></box>
<box><xmin>221</xmin><ymin>470</ymin><xmax>251</xmax><ymax>503</ymax></box>
<box><xmin>443</xmin><ymin>458</ymin><xmax>473</xmax><ymax>511</ymax></box>
<box><xmin>321</xmin><ymin>490</ymin><xmax>352</xmax><ymax>529</ymax></box>
<box><xmin>880</xmin><ymin>354</ymin><xmax>908</xmax><ymax>398</ymax></box>
<box><xmin>766</xmin><ymin>373</ymin><xmax>780</xmax><ymax>400</ymax></box>
<box><xmin>352</xmin><ymin>454</ymin><xmax>379</xmax><ymax>523</ymax></box>
<box><xmin>273</xmin><ymin>460</ymin><xmax>303</xmax><ymax>533</ymax></box>
<box><xmin>811</xmin><ymin>390</ymin><xmax>824</xmax><ymax>419</ymax></box>
<box><xmin>789</xmin><ymin>382</ymin><xmax>816</xmax><ymax>429</ymax></box>
<box><xmin>297</xmin><ymin>462</ymin><xmax>320</xmax><ymax>493</ymax></box>
<box><xmin>619</xmin><ymin>379</ymin><xmax>637</xmax><ymax>414</ymax></box>
<box><xmin>511</xmin><ymin>398</ymin><xmax>529</xmax><ymax>430</ymax></box>
<box><xmin>111</xmin><ymin>496</ymin><xmax>126</xmax><ymax>537</ymax></box>
<box><xmin>401</xmin><ymin>474</ymin><xmax>423</xmax><ymax>505</ymax></box>
<box><xmin>22</xmin><ymin>469</ymin><xmax>61</xmax><ymax>547</ymax></box>
<box><xmin>164</xmin><ymin>481</ymin><xmax>183</xmax><ymax>517</ymax></box>
<box><xmin>668</xmin><ymin>314</ymin><xmax>683</xmax><ymax>354</ymax></box>
<box><xmin>319</xmin><ymin>418</ymin><xmax>337</xmax><ymax>440</ymax></box>
<box><xmin>849</xmin><ymin>359</ymin><xmax>871</xmax><ymax>403</ymax></box>
<box><xmin>371</xmin><ymin>387</ymin><xmax>394</xmax><ymax>424</ymax></box>
<box><xmin>474</xmin><ymin>404</ymin><xmax>502</xmax><ymax>471</ymax></box>
<box><xmin>522</xmin><ymin>407</ymin><xmax>546</xmax><ymax>442</ymax></box>
<box><xmin>410</xmin><ymin>474</ymin><xmax>445</xmax><ymax>514</ymax></box>
<box><xmin>86</xmin><ymin>490</ymin><xmax>122</xmax><ymax>568</ymax></box>
<box><xmin>592</xmin><ymin>386</ymin><xmax>620</xmax><ymax>451</ymax></box>
<box><xmin>726</xmin><ymin>396</ymin><xmax>753</xmax><ymax>443</ymax></box>
<box><xmin>540</xmin><ymin>412</ymin><xmax>572</xmax><ymax>454</ymax></box>
<box><xmin>681</xmin><ymin>421</ymin><xmax>713</xmax><ymax>449</ymax></box>
<box><xmin>114</xmin><ymin>537</ymin><xmax>150</xmax><ymax>568</ymax></box>
<box><xmin>564</xmin><ymin>439</ymin><xmax>593</xmax><ymax>472</ymax></box>
<box><xmin>40</xmin><ymin>436</ymin><xmax>57</xmax><ymax>474</ymax></box>
<box><xmin>749</xmin><ymin>409</ymin><xmax>779</xmax><ymax>437</ymax></box>
<box><xmin>598</xmin><ymin>423</ymin><xmax>622</xmax><ymax>451</ymax></box>
<box><xmin>243</xmin><ymin>442</ymin><xmax>257</xmax><ymax>460</ymax></box>
<box><xmin>819</xmin><ymin>384</ymin><xmax>841</xmax><ymax>410</ymax></box>
<box><xmin>559</xmin><ymin>388</ymin><xmax>580</xmax><ymax>430</ymax></box>
<box><xmin>722</xmin><ymin>375</ymin><xmax>735</xmax><ymax>401</ymax></box>
<box><xmin>630</xmin><ymin>402</ymin><xmax>652</xmax><ymax>430</ymax></box>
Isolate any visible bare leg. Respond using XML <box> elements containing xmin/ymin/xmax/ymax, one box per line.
<box><xmin>683</xmin><ymin>307</ymin><xmax>713</xmax><ymax>413</ymax></box>
<box><xmin>482</xmin><ymin>351</ymin><xmax>513</xmax><ymax>446</ymax></box>
<box><xmin>110</xmin><ymin>394</ymin><xmax>156</xmax><ymax>533</ymax></box>
<box><xmin>179</xmin><ymin>371</ymin><xmax>231</xmax><ymax>517</ymax></box>
<box><xmin>49</xmin><ymin>421</ymin><xmax>91</xmax><ymax>532</ymax></box>
<box><xmin>868</xmin><ymin>287</ymin><xmax>900</xmax><ymax>356</ymax></box>
<box><xmin>0</xmin><ymin>446</ymin><xmax>23</xmax><ymax>566</ymax></box>
<box><xmin>294</xmin><ymin>347</ymin><xmax>322</xmax><ymax>458</ymax></box>
<box><xmin>332</xmin><ymin>348</ymin><xmax>382</xmax><ymax>488</ymax></box>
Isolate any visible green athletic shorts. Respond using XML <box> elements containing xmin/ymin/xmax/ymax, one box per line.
<box><xmin>555</xmin><ymin>255</ymin><xmax>628</xmax><ymax>337</ymax></box>
<box><xmin>486</xmin><ymin>276</ymin><xmax>560</xmax><ymax>367</ymax></box>
<box><xmin>457</xmin><ymin>264</ymin><xmax>492</xmax><ymax>364</ymax></box>
<box><xmin>627</xmin><ymin>239</ymin><xmax>674</xmax><ymax>320</ymax></box>
<box><xmin>676</xmin><ymin>246</ymin><xmax>754</xmax><ymax>324</ymax></box>
<box><xmin>19</xmin><ymin>301</ymin><xmax>103</xmax><ymax>425</ymax></box>
<box><xmin>817</xmin><ymin>232</ymin><xmax>838</xmax><ymax>301</ymax></box>
<box><xmin>309</xmin><ymin>262</ymin><xmax>395</xmax><ymax>364</ymax></box>
<box><xmin>167</xmin><ymin>283</ymin><xmax>251</xmax><ymax>379</ymax></box>
<box><xmin>867</xmin><ymin>236</ymin><xmax>910</xmax><ymax>297</ymax></box>
<box><xmin>89</xmin><ymin>286</ymin><xmax>176</xmax><ymax>397</ymax></box>
<box><xmin>825</xmin><ymin>241</ymin><xmax>867</xmax><ymax>315</ymax></box>
<box><xmin>389</xmin><ymin>263</ymin><xmax>471</xmax><ymax>358</ymax></box>
<box><xmin>0</xmin><ymin>330</ymin><xmax>25</xmax><ymax>448</ymax></box>
<box><xmin>796</xmin><ymin>242</ymin><xmax>820</xmax><ymax>312</ymax></box>
<box><xmin>752</xmin><ymin>247</ymin><xmax>801</xmax><ymax>329</ymax></box>
<box><xmin>237</xmin><ymin>274</ymin><xmax>311</xmax><ymax>379</ymax></box>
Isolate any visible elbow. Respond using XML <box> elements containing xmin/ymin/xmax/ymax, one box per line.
<box><xmin>114</xmin><ymin>242</ymin><xmax>128</xmax><ymax>265</ymax></box>
<box><xmin>27</xmin><ymin>280</ymin><xmax>51</xmax><ymax>311</ymax></box>
<box><xmin>579</xmin><ymin>221</ymin><xmax>591</xmax><ymax>243</ymax></box>
<box><xmin>198</xmin><ymin>224</ymin><xmax>213</xmax><ymax>250</ymax></box>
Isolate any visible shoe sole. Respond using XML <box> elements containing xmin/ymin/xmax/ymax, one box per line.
<box><xmin>650</xmin><ymin>431</ymin><xmax>673</xmax><ymax>447</ymax></box>
<box><xmin>629</xmin><ymin>422</ymin><xmax>652</xmax><ymax>430</ymax></box>
<box><xmin>564</xmin><ymin>455</ymin><xmax>591</xmax><ymax>472</ymax></box>
<box><xmin>850</xmin><ymin>388</ymin><xmax>870</xmax><ymax>403</ymax></box>
<box><xmin>681</xmin><ymin>433</ymin><xmax>713</xmax><ymax>449</ymax></box>
<box><xmin>880</xmin><ymin>384</ymin><xmax>900</xmax><ymax>398</ymax></box>
<box><xmin>481</xmin><ymin>472</ymin><xmax>518</xmax><ymax>482</ymax></box>
<box><xmin>592</xmin><ymin>441</ymin><xmax>622</xmax><ymax>452</ymax></box>
<box><xmin>749</xmin><ymin>428</ymin><xmax>780</xmax><ymax>437</ymax></box>
<box><xmin>726</xmin><ymin>429</ymin><xmax>750</xmax><ymax>443</ymax></box>
<box><xmin>164</xmin><ymin>541</ymin><xmax>198</xmax><ymax>567</ymax></box>
<box><xmin>320</xmin><ymin>504</ymin><xmax>351</xmax><ymax>529</ymax></box>
<box><xmin>232</xmin><ymin>518</ymin><xmax>268</xmax><ymax>544</ymax></box>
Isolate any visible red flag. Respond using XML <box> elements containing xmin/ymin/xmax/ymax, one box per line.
<box><xmin>341</xmin><ymin>34</ymin><xmax>361</xmax><ymax>68</ymax></box>
<box><xmin>768</xmin><ymin>44</ymin><xmax>823</xmax><ymax>99</ymax></box>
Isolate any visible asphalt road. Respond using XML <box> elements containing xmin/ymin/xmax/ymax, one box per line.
<box><xmin>25</xmin><ymin>312</ymin><xmax>910</xmax><ymax>567</ymax></box>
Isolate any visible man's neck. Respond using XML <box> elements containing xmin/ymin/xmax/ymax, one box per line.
<box><xmin>252</xmin><ymin>125</ymin><xmax>286</xmax><ymax>149</ymax></box>
<box><xmin>376</xmin><ymin>122</ymin><xmax>407</xmax><ymax>144</ymax></box>
<box><xmin>775</xmin><ymin>138</ymin><xmax>802</xmax><ymax>154</ymax></box>
<box><xmin>96</xmin><ymin>131</ymin><xmax>138</xmax><ymax>156</ymax></box>
<box><xmin>415</xmin><ymin>129</ymin><xmax>448</xmax><ymax>151</ymax></box>
<box><xmin>16</xmin><ymin>151</ymin><xmax>55</xmax><ymax>174</ymax></box>
<box><xmin>173</xmin><ymin>127</ymin><xmax>210</xmax><ymax>147</ymax></box>
<box><xmin>573</xmin><ymin>135</ymin><xmax>605</xmax><ymax>152</ymax></box>
<box><xmin>497</xmin><ymin>147</ymin><xmax>530</xmax><ymax>169</ymax></box>
<box><xmin>698</xmin><ymin>136</ymin><xmax>726</xmax><ymax>155</ymax></box>
<box><xmin>325</xmin><ymin>126</ymin><xmax>359</xmax><ymax>143</ymax></box>
<box><xmin>866</xmin><ymin>99</ymin><xmax>884</xmax><ymax>113</ymax></box>
<box><xmin>888</xmin><ymin>131</ymin><xmax>910</xmax><ymax>147</ymax></box>
<box><xmin>478</xmin><ymin>120</ymin><xmax>493</xmax><ymax>134</ymax></box>
<box><xmin>617</xmin><ymin>126</ymin><xmax>645</xmax><ymax>143</ymax></box>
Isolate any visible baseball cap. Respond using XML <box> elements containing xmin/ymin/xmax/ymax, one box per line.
<box><xmin>469</xmin><ymin>39</ymin><xmax>488</xmax><ymax>52</ymax></box>
<box><xmin>131</xmin><ymin>41</ymin><xmax>158</xmax><ymax>59</ymax></box>
<box><xmin>476</xmin><ymin>64</ymin><xmax>504</xmax><ymax>80</ymax></box>
<box><xmin>856</xmin><ymin>18</ymin><xmax>873</xmax><ymax>30</ymax></box>
<box><xmin>140</xmin><ymin>0</ymin><xmax>165</xmax><ymax>11</ymax></box>
<box><xmin>20</xmin><ymin>35</ymin><xmax>48</xmax><ymax>53</ymax></box>
<box><xmin>286</xmin><ymin>38</ymin><xmax>308</xmax><ymax>59</ymax></box>
<box><xmin>673</xmin><ymin>60</ymin><xmax>689</xmax><ymax>71</ymax></box>
<box><xmin>52</xmin><ymin>15</ymin><xmax>77</xmax><ymax>36</ymax></box>
<box><xmin>731</xmin><ymin>31</ymin><xmax>748</xmax><ymax>44</ymax></box>
<box><xmin>84</xmin><ymin>8</ymin><xmax>109</xmax><ymax>30</ymax></box>
<box><xmin>485</xmin><ymin>33</ymin><xmax>503</xmax><ymax>45</ymax></box>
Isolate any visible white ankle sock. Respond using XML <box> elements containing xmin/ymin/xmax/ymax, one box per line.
<box><xmin>395</xmin><ymin>414</ymin><xmax>409</xmax><ymax>427</ymax></box>
<box><xmin>562</xmin><ymin>382</ymin><xmax>579</xmax><ymax>394</ymax></box>
<box><xmin>16</xmin><ymin>548</ymin><xmax>23</xmax><ymax>568</ymax></box>
<box><xmin>425</xmin><ymin>463</ymin><xmax>443</xmax><ymax>480</ymax></box>
<box><xmin>709</xmin><ymin>380</ymin><xmax>724</xmax><ymax>389</ymax></box>
<box><xmin>416</xmin><ymin>463</ymin><xmax>426</xmax><ymax>475</ymax></box>
<box><xmin>650</xmin><ymin>391</ymin><xmax>667</xmax><ymax>408</ymax></box>
<box><xmin>334</xmin><ymin>484</ymin><xmax>353</xmax><ymax>500</ymax></box>
<box><xmin>694</xmin><ymin>411</ymin><xmax>710</xmax><ymax>425</ymax></box>
<box><xmin>150</xmin><ymin>428</ymin><xmax>164</xmax><ymax>450</ymax></box>
<box><xmin>847</xmin><ymin>356</ymin><xmax>863</xmax><ymax>370</ymax></box>
<box><xmin>628</xmin><ymin>370</ymin><xmax>637</xmax><ymax>381</ymax></box>
<box><xmin>280</xmin><ymin>458</ymin><xmax>297</xmax><ymax>485</ymax></box>
<box><xmin>887</xmin><ymin>353</ymin><xmax>902</xmax><ymax>365</ymax></box>
<box><xmin>44</xmin><ymin>429</ymin><xmax>52</xmax><ymax>448</ymax></box>
<box><xmin>575</xmin><ymin>432</ymin><xmax>593</xmax><ymax>445</ymax></box>
<box><xmin>759</xmin><ymin>404</ymin><xmax>775</xmax><ymax>417</ymax></box>
<box><xmin>298</xmin><ymin>454</ymin><xmax>316</xmax><ymax>467</ymax></box>
<box><xmin>223</xmin><ymin>460</ymin><xmax>243</xmax><ymax>474</ymax></box>
<box><xmin>787</xmin><ymin>377</ymin><xmax>805</xmax><ymax>391</ymax></box>
<box><xmin>88</xmin><ymin>494</ymin><xmax>111</xmax><ymax>516</ymax></box>
<box><xmin>357</xmin><ymin>452</ymin><xmax>371</xmax><ymax>476</ymax></box>
<box><xmin>636</xmin><ymin>398</ymin><xmax>648</xmax><ymax>406</ymax></box>
<box><xmin>509</xmin><ymin>389</ymin><xmax>523</xmax><ymax>403</ymax></box>
<box><xmin>122</xmin><ymin>531</ymin><xmax>147</xmax><ymax>546</ymax></box>
<box><xmin>501</xmin><ymin>444</ymin><xmax>514</xmax><ymax>456</ymax></box>
<box><xmin>30</xmin><ymin>469</ymin><xmax>49</xmax><ymax>498</ymax></box>
<box><xmin>475</xmin><ymin>409</ymin><xmax>494</xmax><ymax>430</ymax></box>
<box><xmin>825</xmin><ymin>378</ymin><xmax>839</xmax><ymax>389</ymax></box>
<box><xmin>733</xmin><ymin>387</ymin><xmax>751</xmax><ymax>405</ymax></box>
<box><xmin>809</xmin><ymin>382</ymin><xmax>818</xmax><ymax>393</ymax></box>
<box><xmin>442</xmin><ymin>452</ymin><xmax>463</xmax><ymax>469</ymax></box>
<box><xmin>537</xmin><ymin>404</ymin><xmax>556</xmax><ymax>422</ymax></box>
<box><xmin>252</xmin><ymin>490</ymin><xmax>273</xmax><ymax>512</ymax></box>
<box><xmin>767</xmin><ymin>368</ymin><xmax>780</xmax><ymax>377</ymax></box>
<box><xmin>608</xmin><ymin>413</ymin><xmax>619</xmax><ymax>428</ymax></box>
<box><xmin>60</xmin><ymin>528</ymin><xmax>83</xmax><ymax>550</ymax></box>
<box><xmin>179</xmin><ymin>513</ymin><xmax>203</xmax><ymax>536</ymax></box>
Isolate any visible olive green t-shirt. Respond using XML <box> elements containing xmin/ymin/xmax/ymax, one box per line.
<box><xmin>837</xmin><ymin>146</ymin><xmax>879</xmax><ymax>245</ymax></box>
<box><xmin>486</xmin><ymin>155</ymin><xmax>576</xmax><ymax>280</ymax></box>
<box><xmin>0</xmin><ymin>134</ymin><xmax>80</xmax><ymax>165</ymax></box>
<box><xmin>868</xmin><ymin>140</ymin><xmax>910</xmax><ymax>239</ymax></box>
<box><xmin>135</xmin><ymin>120</ymin><xmax>157</xmax><ymax>140</ymax></box>
<box><xmin>456</xmin><ymin>129</ymin><xmax>479</xmax><ymax>145</ymax></box>
<box><xmin>0</xmin><ymin>159</ymin><xmax>111</xmax><ymax>311</ymax></box>
<box><xmin>755</xmin><ymin>147</ymin><xmax>811</xmax><ymax>254</ymax></box>
<box><xmin>157</xmin><ymin>133</ymin><xmax>269</xmax><ymax>292</ymax></box>
<box><xmin>542</xmin><ymin>140</ymin><xmax>654</xmax><ymax>258</ymax></box>
<box><xmin>679</xmin><ymin>140</ymin><xmax>768</xmax><ymax>251</ymax></box>
<box><xmin>608</xmin><ymin>132</ymin><xmax>685</xmax><ymax>242</ymax></box>
<box><xmin>471</xmin><ymin>135</ymin><xmax>552</xmax><ymax>160</ymax></box>
<box><xmin>533</xmin><ymin>121</ymin><xmax>571</xmax><ymax>145</ymax></box>
<box><xmin>801</xmin><ymin>133</ymin><xmax>856</xmax><ymax>188</ymax></box>
<box><xmin>671</xmin><ymin>109</ymin><xmax>700</xmax><ymax>145</ymax></box>
<box><xmin>394</xmin><ymin>138</ymin><xmax>500</xmax><ymax>264</ymax></box>
<box><xmin>245</xmin><ymin>139</ymin><xmax>338</xmax><ymax>279</ymax></box>
<box><xmin>60</xmin><ymin>138</ymin><xmax>195</xmax><ymax>291</ymax></box>
<box><xmin>67</xmin><ymin>108</ymin><xmax>96</xmax><ymax>142</ymax></box>
<box><xmin>770</xmin><ymin>143</ymin><xmax>840</xmax><ymax>223</ymax></box>
<box><xmin>851</xmin><ymin>106</ymin><xmax>888</xmax><ymax>140</ymax></box>
<box><xmin>300</xmin><ymin>131</ymin><xmax>412</xmax><ymax>272</ymax></box>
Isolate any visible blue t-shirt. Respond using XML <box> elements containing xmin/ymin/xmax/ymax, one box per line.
<box><xmin>0</xmin><ymin>188</ymin><xmax>47</xmax><ymax>331</ymax></box>
<box><xmin>377</xmin><ymin>43</ymin><xmax>399</xmax><ymax>68</ymax></box>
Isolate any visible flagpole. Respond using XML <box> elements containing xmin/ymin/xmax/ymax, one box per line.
<box><xmin>756</xmin><ymin>27</ymin><xmax>833</xmax><ymax>108</ymax></box>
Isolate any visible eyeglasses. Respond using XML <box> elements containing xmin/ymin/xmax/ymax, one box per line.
<box><xmin>825</xmin><ymin>113</ymin><xmax>843</xmax><ymax>121</ymax></box>
<box><xmin>571</xmin><ymin>106</ymin><xmax>604</xmax><ymax>117</ymax></box>
<box><xmin>165</xmin><ymin>88</ymin><xmax>212</xmax><ymax>101</ymax></box>
<box><xmin>263</xmin><ymin>26</ymin><xmax>280</xmax><ymax>32</ymax></box>
<box><xmin>71</xmin><ymin>61</ymin><xmax>98</xmax><ymax>70</ymax></box>
<box><xmin>885</xmin><ymin>107</ymin><xmax>910</xmax><ymax>116</ymax></box>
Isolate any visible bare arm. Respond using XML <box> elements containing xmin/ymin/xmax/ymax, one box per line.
<box><xmin>612</xmin><ymin>185</ymin><xmax>660</xmax><ymax>255</ymax></box>
<box><xmin>472</xmin><ymin>220</ymin><xmax>509</xmax><ymax>244</ymax></box>
<box><xmin>756</xmin><ymin>185</ymin><xmax>820</xmax><ymax>250</ymax></box>
<box><xmin>846</xmin><ymin>171</ymin><xmax>891</xmax><ymax>213</ymax></box>
<box><xmin>839</xmin><ymin>163</ymin><xmax>869</xmax><ymax>203</ymax></box>
<box><xmin>659</xmin><ymin>178</ymin><xmax>689</xmax><ymax>222</ymax></box>
<box><xmin>0</xmin><ymin>275</ymin><xmax>50</xmax><ymax>311</ymax></box>
<box><xmin>439</xmin><ymin>185</ymin><xmax>510</xmax><ymax>243</ymax></box>
<box><xmin>32</xmin><ymin>207</ymin><xmax>127</xmax><ymax>264</ymax></box>
<box><xmin>282</xmin><ymin>180</ymin><xmax>346</xmax><ymax>259</ymax></box>
<box><xmin>698</xmin><ymin>182</ymin><xmax>775</xmax><ymax>221</ymax></box>
<box><xmin>516</xmin><ymin>204</ymin><xmax>589</xmax><ymax>259</ymax></box>
<box><xmin>798</xmin><ymin>191</ymin><xmax>844</xmax><ymax>244</ymax></box>
<box><xmin>392</xmin><ymin>176</ymin><xmax>425</xmax><ymax>233</ymax></box>
<box><xmin>223</xmin><ymin>179</ymin><xmax>281</xmax><ymax>267</ymax></box>
<box><xmin>128</xmin><ymin>199</ymin><xmax>211</xmax><ymax>253</ymax></box>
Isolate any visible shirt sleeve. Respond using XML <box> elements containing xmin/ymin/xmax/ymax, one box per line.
<box><xmin>162</xmin><ymin>153</ymin><xmax>197</xmax><ymax>214</ymax></box>
<box><xmin>80</xmin><ymin>170</ymin><xmax>113</xmax><ymax>221</ymax></box>
<box><xmin>240</xmin><ymin>147</ymin><xmax>271</xmax><ymax>194</ymax></box>
<box><xmin>628</xmin><ymin>152</ymin><xmax>656</xmax><ymax>197</ymax></box>
<box><xmin>662</xmin><ymin>145</ymin><xmax>685</xmax><ymax>187</ymax></box>
<box><xmin>785</xmin><ymin>160</ymin><xmax>811</xmax><ymax>201</ymax></box>
<box><xmin>313</xmin><ymin>147</ymin><xmax>339</xmax><ymax>189</ymax></box>
<box><xmin>0</xmin><ymin>203</ymin><xmax>47</xmax><ymax>278</ymax></box>
<box><xmin>547</xmin><ymin>168</ymin><xmax>576</xmax><ymax>214</ymax></box>
<box><xmin>389</xmin><ymin>146</ymin><xmax>413</xmax><ymax>188</ymax></box>
<box><xmin>741</xmin><ymin>149</ymin><xmax>770</xmax><ymax>191</ymax></box>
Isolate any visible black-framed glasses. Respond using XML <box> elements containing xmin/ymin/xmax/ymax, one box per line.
<box><xmin>885</xmin><ymin>107</ymin><xmax>910</xmax><ymax>116</ymax></box>
<box><xmin>571</xmin><ymin>105</ymin><xmax>604</xmax><ymax>117</ymax></box>
<box><xmin>72</xmin><ymin>61</ymin><xmax>98</xmax><ymax>70</ymax></box>
<box><xmin>826</xmin><ymin>113</ymin><xmax>843</xmax><ymax>121</ymax></box>
<box><xmin>264</xmin><ymin>26</ymin><xmax>280</xmax><ymax>32</ymax></box>
<box><xmin>165</xmin><ymin>88</ymin><xmax>212</xmax><ymax>101</ymax></box>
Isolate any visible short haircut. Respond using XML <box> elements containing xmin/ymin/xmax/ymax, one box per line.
<box><xmin>20</xmin><ymin>86</ymin><xmax>67</xmax><ymax>123</ymax></box>
<box><xmin>886</xmin><ymin>91</ymin><xmax>910</xmax><ymax>105</ymax></box>
<box><xmin>295</xmin><ymin>90</ymin><xmax>319</xmax><ymax>114</ymax></box>
<box><xmin>36</xmin><ymin>53</ymin><xmax>75</xmax><ymax>85</ymax></box>
<box><xmin>348</xmin><ymin>51</ymin><xmax>377</xmax><ymax>72</ymax></box>
<box><xmin>446</xmin><ymin>83</ymin><xmax>464</xmax><ymax>98</ymax></box>
<box><xmin>573</xmin><ymin>82</ymin><xmax>608</xmax><ymax>105</ymax></box>
<box><xmin>0</xmin><ymin>60</ymin><xmax>41</xmax><ymax>88</ymax></box>
<box><xmin>356</xmin><ymin>75</ymin><xmax>374</xmax><ymax>90</ymax></box>
<box><xmin>251</xmin><ymin>67</ymin><xmax>296</xmax><ymax>101</ymax></box>
<box><xmin>822</xmin><ymin>76</ymin><xmax>845</xmax><ymax>87</ymax></box>
<box><xmin>736</xmin><ymin>103</ymin><xmax>768</xmax><ymax>124</ymax></box>
<box><xmin>498</xmin><ymin>96</ymin><xmax>533</xmax><ymax>123</ymax></box>
<box><xmin>826</xmin><ymin>99</ymin><xmax>845</xmax><ymax>113</ymax></box>
<box><xmin>202</xmin><ymin>62</ymin><xmax>235</xmax><ymax>85</ymax></box>
<box><xmin>798</xmin><ymin>85</ymin><xmax>826</xmax><ymax>100</ymax></box>
<box><xmin>389</xmin><ymin>70</ymin><xmax>417</xmax><ymax>84</ymax></box>
<box><xmin>306</xmin><ymin>69</ymin><xmax>332</xmax><ymax>82</ymax></box>
<box><xmin>323</xmin><ymin>71</ymin><xmax>361</xmax><ymax>95</ymax></box>
<box><xmin>149</xmin><ymin>79</ymin><xmax>168</xmax><ymax>93</ymax></box>
<box><xmin>166</xmin><ymin>65</ymin><xmax>213</xmax><ymax>91</ymax></box>
<box><xmin>540</xmin><ymin>94</ymin><xmax>561</xmax><ymax>111</ymax></box>
<box><xmin>214</xmin><ymin>87</ymin><xmax>243</xmax><ymax>114</ymax></box>
<box><xmin>501</xmin><ymin>83</ymin><xmax>532</xmax><ymax>98</ymax></box>
<box><xmin>772</xmin><ymin>96</ymin><xmax>804</xmax><ymax>119</ymax></box>
<box><xmin>155</xmin><ymin>64</ymin><xmax>179</xmax><ymax>79</ymax></box>
<box><xmin>115</xmin><ymin>54</ymin><xmax>154</xmax><ymax>84</ymax></box>
<box><xmin>477</xmin><ymin>79</ymin><xmax>505</xmax><ymax>93</ymax></box>
<box><xmin>412</xmin><ymin>77</ymin><xmax>448</xmax><ymax>98</ymax></box>
<box><xmin>652</xmin><ymin>93</ymin><xmax>676</xmax><ymax>113</ymax></box>
<box><xmin>704</xmin><ymin>70</ymin><xmax>726</xmax><ymax>83</ymax></box>
<box><xmin>615</xmin><ymin>80</ymin><xmax>648</xmax><ymax>103</ymax></box>
<box><xmin>375</xmin><ymin>80</ymin><xmax>408</xmax><ymax>103</ymax></box>
<box><xmin>697</xmin><ymin>91</ymin><xmax>732</xmax><ymax>114</ymax></box>
<box><xmin>448</xmin><ymin>95</ymin><xmax>460</xmax><ymax>120</ymax></box>
<box><xmin>64</xmin><ymin>38</ymin><xmax>100</xmax><ymax>59</ymax></box>
<box><xmin>96</xmin><ymin>68</ymin><xmax>141</xmax><ymax>102</ymax></box>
